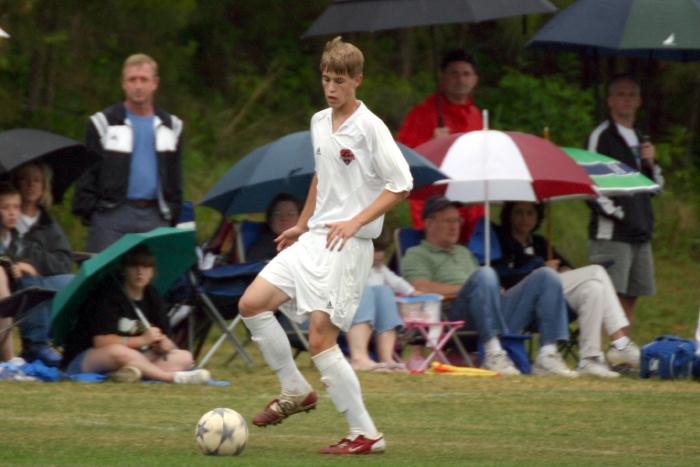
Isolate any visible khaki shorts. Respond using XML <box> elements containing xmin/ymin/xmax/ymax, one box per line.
<box><xmin>259</xmin><ymin>231</ymin><xmax>373</xmax><ymax>332</ymax></box>
<box><xmin>588</xmin><ymin>240</ymin><xmax>655</xmax><ymax>297</ymax></box>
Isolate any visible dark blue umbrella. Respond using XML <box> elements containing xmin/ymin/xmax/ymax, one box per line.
<box><xmin>526</xmin><ymin>0</ymin><xmax>700</xmax><ymax>61</ymax></box>
<box><xmin>303</xmin><ymin>0</ymin><xmax>556</xmax><ymax>37</ymax></box>
<box><xmin>200</xmin><ymin>130</ymin><xmax>447</xmax><ymax>216</ymax></box>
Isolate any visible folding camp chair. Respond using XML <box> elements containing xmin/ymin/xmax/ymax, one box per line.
<box><xmin>393</xmin><ymin>227</ymin><xmax>476</xmax><ymax>366</ymax></box>
<box><xmin>234</xmin><ymin>220</ymin><xmax>310</xmax><ymax>355</ymax></box>
<box><xmin>236</xmin><ymin>220</ymin><xmax>264</xmax><ymax>263</ymax></box>
<box><xmin>188</xmin><ymin>261</ymin><xmax>267</xmax><ymax>368</ymax></box>
<box><xmin>163</xmin><ymin>207</ymin><xmax>258</xmax><ymax>368</ymax></box>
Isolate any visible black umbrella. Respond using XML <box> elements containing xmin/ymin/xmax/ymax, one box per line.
<box><xmin>0</xmin><ymin>129</ymin><xmax>99</xmax><ymax>203</ymax></box>
<box><xmin>302</xmin><ymin>0</ymin><xmax>556</xmax><ymax>37</ymax></box>
<box><xmin>526</xmin><ymin>0</ymin><xmax>700</xmax><ymax>122</ymax></box>
<box><xmin>526</xmin><ymin>0</ymin><xmax>700</xmax><ymax>61</ymax></box>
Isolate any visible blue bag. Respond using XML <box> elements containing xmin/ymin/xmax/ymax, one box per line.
<box><xmin>477</xmin><ymin>333</ymin><xmax>532</xmax><ymax>374</ymax></box>
<box><xmin>639</xmin><ymin>335</ymin><xmax>697</xmax><ymax>379</ymax></box>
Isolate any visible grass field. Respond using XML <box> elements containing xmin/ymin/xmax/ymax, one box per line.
<box><xmin>1</xmin><ymin>253</ymin><xmax>699</xmax><ymax>466</ymax></box>
<box><xmin>2</xmin><ymin>366</ymin><xmax>700</xmax><ymax>466</ymax></box>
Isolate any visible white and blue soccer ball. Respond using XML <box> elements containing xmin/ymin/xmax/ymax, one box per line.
<box><xmin>195</xmin><ymin>408</ymin><xmax>248</xmax><ymax>456</ymax></box>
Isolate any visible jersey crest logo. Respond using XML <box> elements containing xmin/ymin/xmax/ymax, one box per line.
<box><xmin>340</xmin><ymin>149</ymin><xmax>355</xmax><ymax>165</ymax></box>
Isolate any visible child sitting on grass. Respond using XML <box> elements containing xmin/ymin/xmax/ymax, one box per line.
<box><xmin>61</xmin><ymin>244</ymin><xmax>210</xmax><ymax>384</ymax></box>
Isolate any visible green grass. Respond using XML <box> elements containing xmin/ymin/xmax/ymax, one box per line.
<box><xmin>1</xmin><ymin>366</ymin><xmax>700</xmax><ymax>466</ymax></box>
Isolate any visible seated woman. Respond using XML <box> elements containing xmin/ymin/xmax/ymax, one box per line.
<box><xmin>9</xmin><ymin>162</ymin><xmax>74</xmax><ymax>366</ymax></box>
<box><xmin>61</xmin><ymin>244</ymin><xmax>210</xmax><ymax>384</ymax></box>
<box><xmin>246</xmin><ymin>193</ymin><xmax>304</xmax><ymax>262</ymax></box>
<box><xmin>493</xmin><ymin>201</ymin><xmax>640</xmax><ymax>378</ymax></box>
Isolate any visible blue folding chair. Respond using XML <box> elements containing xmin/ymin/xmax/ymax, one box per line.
<box><xmin>236</xmin><ymin>220</ymin><xmax>265</xmax><ymax>263</ymax></box>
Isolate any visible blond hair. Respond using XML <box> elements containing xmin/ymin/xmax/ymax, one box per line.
<box><xmin>12</xmin><ymin>162</ymin><xmax>53</xmax><ymax>209</ymax></box>
<box><xmin>319</xmin><ymin>36</ymin><xmax>364</xmax><ymax>78</ymax></box>
<box><xmin>122</xmin><ymin>53</ymin><xmax>159</xmax><ymax>78</ymax></box>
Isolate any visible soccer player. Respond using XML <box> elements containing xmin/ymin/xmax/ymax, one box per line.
<box><xmin>238</xmin><ymin>36</ymin><xmax>413</xmax><ymax>455</ymax></box>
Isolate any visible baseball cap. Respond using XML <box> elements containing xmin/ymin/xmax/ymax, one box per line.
<box><xmin>422</xmin><ymin>196</ymin><xmax>462</xmax><ymax>219</ymax></box>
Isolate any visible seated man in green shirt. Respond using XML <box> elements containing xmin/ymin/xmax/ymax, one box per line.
<box><xmin>401</xmin><ymin>196</ymin><xmax>577</xmax><ymax>377</ymax></box>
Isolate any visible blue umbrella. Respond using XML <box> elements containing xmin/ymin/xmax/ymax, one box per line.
<box><xmin>200</xmin><ymin>130</ymin><xmax>447</xmax><ymax>216</ymax></box>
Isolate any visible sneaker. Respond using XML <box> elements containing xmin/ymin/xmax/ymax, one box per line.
<box><xmin>319</xmin><ymin>433</ymin><xmax>386</xmax><ymax>455</ymax></box>
<box><xmin>173</xmin><ymin>369</ymin><xmax>210</xmax><ymax>384</ymax></box>
<box><xmin>22</xmin><ymin>346</ymin><xmax>62</xmax><ymax>367</ymax></box>
<box><xmin>606</xmin><ymin>342</ymin><xmax>641</xmax><ymax>369</ymax></box>
<box><xmin>577</xmin><ymin>357</ymin><xmax>620</xmax><ymax>378</ymax></box>
<box><xmin>482</xmin><ymin>350</ymin><xmax>521</xmax><ymax>376</ymax></box>
<box><xmin>533</xmin><ymin>351</ymin><xmax>578</xmax><ymax>377</ymax></box>
<box><xmin>108</xmin><ymin>365</ymin><xmax>143</xmax><ymax>383</ymax></box>
<box><xmin>252</xmin><ymin>390</ymin><xmax>317</xmax><ymax>427</ymax></box>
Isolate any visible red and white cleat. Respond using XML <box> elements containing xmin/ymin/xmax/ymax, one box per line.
<box><xmin>252</xmin><ymin>391</ymin><xmax>317</xmax><ymax>427</ymax></box>
<box><xmin>319</xmin><ymin>433</ymin><xmax>386</xmax><ymax>455</ymax></box>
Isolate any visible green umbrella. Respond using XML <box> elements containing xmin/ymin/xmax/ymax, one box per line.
<box><xmin>561</xmin><ymin>147</ymin><xmax>660</xmax><ymax>196</ymax></box>
<box><xmin>50</xmin><ymin>227</ymin><xmax>196</xmax><ymax>346</ymax></box>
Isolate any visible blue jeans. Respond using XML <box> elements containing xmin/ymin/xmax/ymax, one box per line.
<box><xmin>351</xmin><ymin>286</ymin><xmax>404</xmax><ymax>335</ymax></box>
<box><xmin>450</xmin><ymin>267</ymin><xmax>568</xmax><ymax>345</ymax></box>
<box><xmin>17</xmin><ymin>274</ymin><xmax>74</xmax><ymax>350</ymax></box>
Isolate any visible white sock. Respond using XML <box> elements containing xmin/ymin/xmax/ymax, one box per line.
<box><xmin>312</xmin><ymin>345</ymin><xmax>378</xmax><ymax>438</ymax></box>
<box><xmin>538</xmin><ymin>343</ymin><xmax>557</xmax><ymax>358</ymax></box>
<box><xmin>612</xmin><ymin>335</ymin><xmax>631</xmax><ymax>350</ymax></box>
<box><xmin>242</xmin><ymin>312</ymin><xmax>310</xmax><ymax>395</ymax></box>
<box><xmin>484</xmin><ymin>337</ymin><xmax>503</xmax><ymax>354</ymax></box>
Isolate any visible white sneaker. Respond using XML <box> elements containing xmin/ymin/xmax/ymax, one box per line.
<box><xmin>533</xmin><ymin>351</ymin><xmax>578</xmax><ymax>377</ymax></box>
<box><xmin>606</xmin><ymin>342</ymin><xmax>640</xmax><ymax>369</ymax></box>
<box><xmin>577</xmin><ymin>357</ymin><xmax>620</xmax><ymax>378</ymax></box>
<box><xmin>173</xmin><ymin>369</ymin><xmax>211</xmax><ymax>384</ymax></box>
<box><xmin>482</xmin><ymin>350</ymin><xmax>521</xmax><ymax>376</ymax></box>
<box><xmin>108</xmin><ymin>365</ymin><xmax>142</xmax><ymax>383</ymax></box>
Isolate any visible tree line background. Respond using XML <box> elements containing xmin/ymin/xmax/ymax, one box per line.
<box><xmin>0</xmin><ymin>0</ymin><xmax>698</xmax><ymax>259</ymax></box>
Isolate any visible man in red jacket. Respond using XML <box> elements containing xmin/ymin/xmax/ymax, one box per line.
<box><xmin>397</xmin><ymin>50</ymin><xmax>484</xmax><ymax>241</ymax></box>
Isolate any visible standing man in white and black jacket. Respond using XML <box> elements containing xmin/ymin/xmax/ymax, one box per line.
<box><xmin>73</xmin><ymin>53</ymin><xmax>184</xmax><ymax>252</ymax></box>
<box><xmin>586</xmin><ymin>74</ymin><xmax>664</xmax><ymax>333</ymax></box>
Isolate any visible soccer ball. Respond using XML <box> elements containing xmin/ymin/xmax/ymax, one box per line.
<box><xmin>195</xmin><ymin>408</ymin><xmax>248</xmax><ymax>456</ymax></box>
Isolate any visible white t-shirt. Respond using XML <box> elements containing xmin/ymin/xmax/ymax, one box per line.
<box><xmin>17</xmin><ymin>212</ymin><xmax>39</xmax><ymax>237</ymax></box>
<box><xmin>366</xmin><ymin>264</ymin><xmax>415</xmax><ymax>295</ymax></box>
<box><xmin>615</xmin><ymin>123</ymin><xmax>641</xmax><ymax>168</ymax></box>
<box><xmin>308</xmin><ymin>102</ymin><xmax>413</xmax><ymax>239</ymax></box>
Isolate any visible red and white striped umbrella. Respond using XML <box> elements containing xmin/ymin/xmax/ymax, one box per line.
<box><xmin>417</xmin><ymin>130</ymin><xmax>596</xmax><ymax>202</ymax></box>
<box><xmin>416</xmin><ymin>130</ymin><xmax>596</xmax><ymax>265</ymax></box>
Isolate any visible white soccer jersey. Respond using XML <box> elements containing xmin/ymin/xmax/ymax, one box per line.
<box><xmin>308</xmin><ymin>102</ymin><xmax>413</xmax><ymax>239</ymax></box>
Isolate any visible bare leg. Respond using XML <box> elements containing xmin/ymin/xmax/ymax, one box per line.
<box><xmin>81</xmin><ymin>344</ymin><xmax>179</xmax><ymax>382</ymax></box>
<box><xmin>0</xmin><ymin>318</ymin><xmax>13</xmax><ymax>361</ymax></box>
<box><xmin>375</xmin><ymin>329</ymin><xmax>397</xmax><ymax>364</ymax></box>
<box><xmin>0</xmin><ymin>269</ymin><xmax>14</xmax><ymax>361</ymax></box>
<box><xmin>307</xmin><ymin>311</ymin><xmax>340</xmax><ymax>356</ymax></box>
<box><xmin>619</xmin><ymin>295</ymin><xmax>637</xmax><ymax>330</ymax></box>
<box><xmin>347</xmin><ymin>323</ymin><xmax>376</xmax><ymax>369</ymax></box>
<box><xmin>146</xmin><ymin>349</ymin><xmax>195</xmax><ymax>372</ymax></box>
